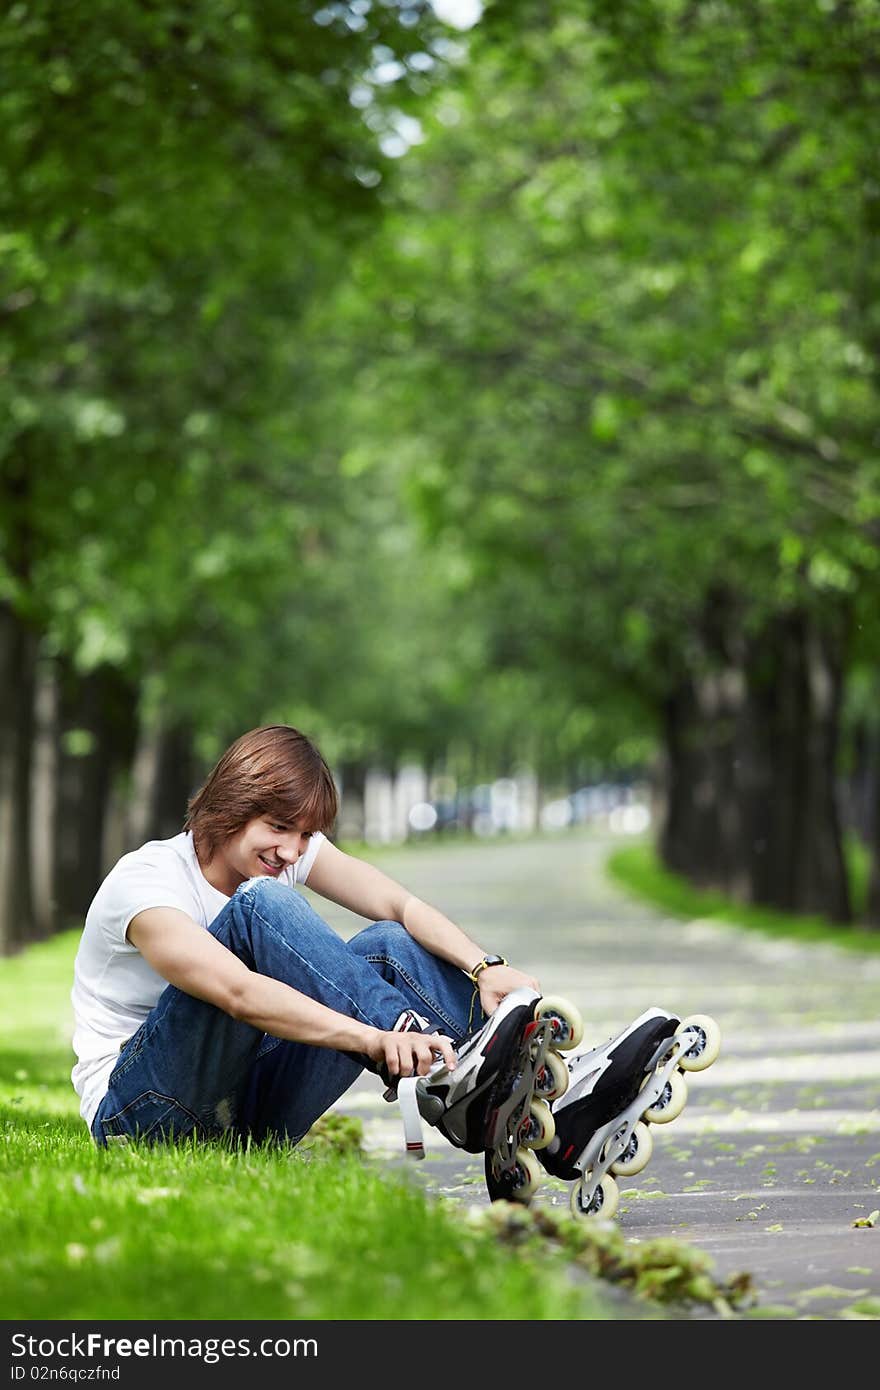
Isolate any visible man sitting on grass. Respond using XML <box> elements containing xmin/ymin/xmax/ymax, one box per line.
<box><xmin>71</xmin><ymin>724</ymin><xmax>538</xmax><ymax>1149</ymax></box>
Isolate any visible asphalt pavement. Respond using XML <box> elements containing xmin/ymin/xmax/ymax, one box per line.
<box><xmin>316</xmin><ymin>829</ymin><xmax>880</xmax><ymax>1321</ymax></box>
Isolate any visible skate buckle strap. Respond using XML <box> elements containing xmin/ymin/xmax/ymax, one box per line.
<box><xmin>396</xmin><ymin>1076</ymin><xmax>426</xmax><ymax>1161</ymax></box>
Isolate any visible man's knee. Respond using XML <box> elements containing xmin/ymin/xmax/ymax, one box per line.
<box><xmin>236</xmin><ymin>876</ymin><xmax>294</xmax><ymax>909</ymax></box>
<box><xmin>235</xmin><ymin>877</ymin><xmax>325</xmax><ymax>938</ymax></box>
<box><xmin>346</xmin><ymin>918</ymin><xmax>409</xmax><ymax>957</ymax></box>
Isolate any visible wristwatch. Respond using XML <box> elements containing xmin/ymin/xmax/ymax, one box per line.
<box><xmin>468</xmin><ymin>953</ymin><xmax>508</xmax><ymax>983</ymax></box>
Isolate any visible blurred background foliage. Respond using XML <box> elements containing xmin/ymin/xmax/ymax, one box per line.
<box><xmin>1</xmin><ymin>0</ymin><xmax>880</xmax><ymax>950</ymax></box>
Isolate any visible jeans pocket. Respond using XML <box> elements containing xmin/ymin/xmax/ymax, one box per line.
<box><xmin>106</xmin><ymin>1023</ymin><xmax>148</xmax><ymax>1088</ymax></box>
<box><xmin>98</xmin><ymin>1090</ymin><xmax>204</xmax><ymax>1145</ymax></box>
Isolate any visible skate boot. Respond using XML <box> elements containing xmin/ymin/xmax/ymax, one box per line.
<box><xmin>538</xmin><ymin>1008</ymin><xmax>721</xmax><ymax>1220</ymax></box>
<box><xmin>393</xmin><ymin>987</ymin><xmax>584</xmax><ymax>1205</ymax></box>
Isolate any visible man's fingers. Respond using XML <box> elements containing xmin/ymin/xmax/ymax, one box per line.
<box><xmin>380</xmin><ymin>1031</ymin><xmax>458</xmax><ymax>1080</ymax></box>
<box><xmin>403</xmin><ymin>1035</ymin><xmax>457</xmax><ymax>1076</ymax></box>
<box><xmin>432</xmin><ymin>1035</ymin><xmax>457</xmax><ymax>1069</ymax></box>
<box><xmin>414</xmin><ymin>1035</ymin><xmax>457</xmax><ymax>1075</ymax></box>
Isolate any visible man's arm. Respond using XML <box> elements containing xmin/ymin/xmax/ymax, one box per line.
<box><xmin>126</xmin><ymin>907</ymin><xmax>456</xmax><ymax>1078</ymax></box>
<box><xmin>305</xmin><ymin>840</ymin><xmax>540</xmax><ymax>1010</ymax></box>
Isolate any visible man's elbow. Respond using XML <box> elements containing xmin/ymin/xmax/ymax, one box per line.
<box><xmin>217</xmin><ymin>975</ymin><xmax>255</xmax><ymax>1024</ymax></box>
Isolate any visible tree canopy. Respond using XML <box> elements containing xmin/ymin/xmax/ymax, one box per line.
<box><xmin>2</xmin><ymin>0</ymin><xmax>880</xmax><ymax>944</ymax></box>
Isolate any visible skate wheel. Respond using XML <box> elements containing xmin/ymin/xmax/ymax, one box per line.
<box><xmin>642</xmin><ymin>1067</ymin><xmax>687</xmax><ymax>1124</ymax></box>
<box><xmin>518</xmin><ymin>1099</ymin><xmax>555</xmax><ymax>1150</ymax></box>
<box><xmin>570</xmin><ymin>1173</ymin><xmax>619</xmax><ymax>1221</ymax></box>
<box><xmin>534</xmin><ymin>1048</ymin><xmax>569</xmax><ymax>1102</ymax></box>
<box><xmin>485</xmin><ymin>1147</ymin><xmax>541</xmax><ymax>1204</ymax></box>
<box><xmin>534</xmin><ymin>994</ymin><xmax>584</xmax><ymax>1051</ymax></box>
<box><xmin>610</xmin><ymin>1120</ymin><xmax>653</xmax><ymax>1177</ymax></box>
<box><xmin>675</xmin><ymin>1014</ymin><xmax>722</xmax><ymax>1072</ymax></box>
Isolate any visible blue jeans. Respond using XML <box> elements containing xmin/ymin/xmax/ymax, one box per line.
<box><xmin>91</xmin><ymin>878</ymin><xmax>481</xmax><ymax>1148</ymax></box>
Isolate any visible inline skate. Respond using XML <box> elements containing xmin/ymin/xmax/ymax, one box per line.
<box><xmin>537</xmin><ymin>1007</ymin><xmax>721</xmax><ymax>1220</ymax></box>
<box><xmin>393</xmin><ymin>987</ymin><xmax>584</xmax><ymax>1204</ymax></box>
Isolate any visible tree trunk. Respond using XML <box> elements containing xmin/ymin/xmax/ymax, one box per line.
<box><xmin>659</xmin><ymin>589</ymin><xmax>748</xmax><ymax>894</ymax></box>
<box><xmin>863</xmin><ymin>727</ymin><xmax>880</xmax><ymax>929</ymax></box>
<box><xmin>839</xmin><ymin>718</ymin><xmax>873</xmax><ymax>845</ymax></box>
<box><xmin>659</xmin><ymin>678</ymin><xmax>699</xmax><ymax>876</ymax></box>
<box><xmin>337</xmin><ymin>760</ymin><xmax>367</xmax><ymax>842</ymax></box>
<box><xmin>30</xmin><ymin>658</ymin><xmax>58</xmax><ymax>939</ymax></box>
<box><xmin>659</xmin><ymin>599</ymin><xmax>851</xmax><ymax>923</ymax></box>
<box><xmin>793</xmin><ymin>617</ymin><xmax>850</xmax><ymax>920</ymax></box>
<box><xmin>0</xmin><ymin>603</ymin><xmax>38</xmax><ymax>953</ymax></box>
<box><xmin>740</xmin><ymin>612</ymin><xmax>850</xmax><ymax>921</ymax></box>
<box><xmin>659</xmin><ymin>676</ymin><xmax>723</xmax><ymax>885</ymax></box>
<box><xmin>52</xmin><ymin>663</ymin><xmax>139</xmax><ymax>929</ymax></box>
<box><xmin>147</xmin><ymin>722</ymin><xmax>198</xmax><ymax>842</ymax></box>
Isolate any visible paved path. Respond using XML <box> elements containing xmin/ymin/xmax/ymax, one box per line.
<box><xmin>319</xmin><ymin>831</ymin><xmax>880</xmax><ymax>1321</ymax></box>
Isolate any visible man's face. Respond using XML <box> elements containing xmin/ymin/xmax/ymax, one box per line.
<box><xmin>218</xmin><ymin>816</ymin><xmax>315</xmax><ymax>890</ymax></box>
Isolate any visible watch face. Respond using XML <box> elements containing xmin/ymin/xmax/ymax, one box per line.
<box><xmin>483</xmin><ymin>955</ymin><xmax>505</xmax><ymax>967</ymax></box>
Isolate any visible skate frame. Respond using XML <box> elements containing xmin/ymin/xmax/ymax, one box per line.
<box><xmin>571</xmin><ymin>1027</ymin><xmax>696</xmax><ymax>1214</ymax></box>
<box><xmin>488</xmin><ymin>1016</ymin><xmax>554</xmax><ymax>1176</ymax></box>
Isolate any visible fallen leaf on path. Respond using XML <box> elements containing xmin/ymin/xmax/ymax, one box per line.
<box><xmin>851</xmin><ymin>1210</ymin><xmax>879</xmax><ymax>1229</ymax></box>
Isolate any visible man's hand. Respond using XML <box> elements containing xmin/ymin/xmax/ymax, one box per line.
<box><xmin>365</xmin><ymin>1028</ymin><xmax>458</xmax><ymax>1079</ymax></box>
<box><xmin>477</xmin><ymin>963</ymin><xmax>540</xmax><ymax>1016</ymax></box>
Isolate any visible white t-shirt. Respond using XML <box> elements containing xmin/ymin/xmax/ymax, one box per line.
<box><xmin>70</xmin><ymin>829</ymin><xmax>325</xmax><ymax>1130</ymax></box>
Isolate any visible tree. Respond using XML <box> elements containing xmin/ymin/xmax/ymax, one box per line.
<box><xmin>0</xmin><ymin>0</ymin><xmax>449</xmax><ymax>947</ymax></box>
<box><xmin>329</xmin><ymin>0</ymin><xmax>880</xmax><ymax>920</ymax></box>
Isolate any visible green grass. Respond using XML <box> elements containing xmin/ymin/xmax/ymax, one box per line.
<box><xmin>1</xmin><ymin>933</ymin><xmax>619</xmax><ymax>1321</ymax></box>
<box><xmin>1</xmin><ymin>929</ymin><xmax>754</xmax><ymax>1322</ymax></box>
<box><xmin>2</xmin><ymin>1130</ymin><xmax>615</xmax><ymax>1321</ymax></box>
<box><xmin>607</xmin><ymin>841</ymin><xmax>880</xmax><ymax>955</ymax></box>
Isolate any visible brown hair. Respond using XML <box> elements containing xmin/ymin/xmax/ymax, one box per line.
<box><xmin>184</xmin><ymin>725</ymin><xmax>338</xmax><ymax>861</ymax></box>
